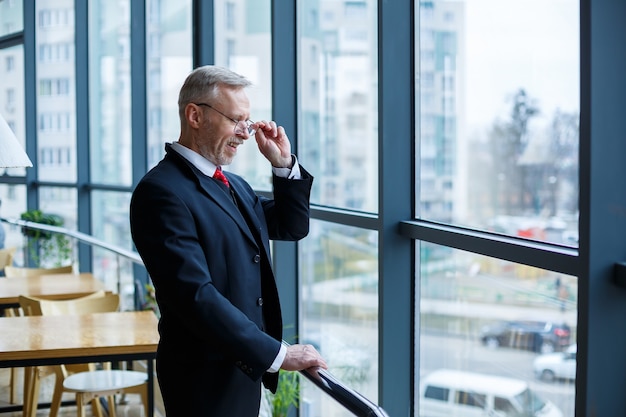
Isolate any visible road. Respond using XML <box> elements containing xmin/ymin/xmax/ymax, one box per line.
<box><xmin>420</xmin><ymin>332</ymin><xmax>575</xmax><ymax>417</ymax></box>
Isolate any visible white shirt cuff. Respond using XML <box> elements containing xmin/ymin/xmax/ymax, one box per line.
<box><xmin>272</xmin><ymin>155</ymin><xmax>301</xmax><ymax>179</ymax></box>
<box><xmin>268</xmin><ymin>344</ymin><xmax>287</xmax><ymax>373</ymax></box>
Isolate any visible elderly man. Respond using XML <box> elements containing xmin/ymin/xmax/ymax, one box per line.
<box><xmin>130</xmin><ymin>65</ymin><xmax>326</xmax><ymax>416</ymax></box>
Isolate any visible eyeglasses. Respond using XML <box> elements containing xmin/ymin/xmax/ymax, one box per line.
<box><xmin>194</xmin><ymin>103</ymin><xmax>256</xmax><ymax>137</ymax></box>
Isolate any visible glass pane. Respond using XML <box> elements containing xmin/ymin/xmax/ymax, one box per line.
<box><xmin>91</xmin><ymin>190</ymin><xmax>135</xmax><ymax>310</ymax></box>
<box><xmin>0</xmin><ymin>45</ymin><xmax>28</xmax><ymax>177</ymax></box>
<box><xmin>299</xmin><ymin>220</ymin><xmax>379</xmax><ymax>416</ymax></box>
<box><xmin>418</xmin><ymin>244</ymin><xmax>576</xmax><ymax>417</ymax></box>
<box><xmin>298</xmin><ymin>0</ymin><xmax>379</xmax><ymax>213</ymax></box>
<box><xmin>214</xmin><ymin>0</ymin><xmax>273</xmax><ymax>191</ymax></box>
<box><xmin>0</xmin><ymin>184</ymin><xmax>27</xmax><ymax>266</ymax></box>
<box><xmin>28</xmin><ymin>186</ymin><xmax>77</xmax><ymax>268</ymax></box>
<box><xmin>0</xmin><ymin>0</ymin><xmax>23</xmax><ymax>36</ymax></box>
<box><xmin>146</xmin><ymin>0</ymin><xmax>193</xmax><ymax>169</ymax></box>
<box><xmin>418</xmin><ymin>0</ymin><xmax>580</xmax><ymax>246</ymax></box>
<box><xmin>89</xmin><ymin>0</ymin><xmax>131</xmax><ymax>186</ymax></box>
<box><xmin>36</xmin><ymin>0</ymin><xmax>77</xmax><ymax>183</ymax></box>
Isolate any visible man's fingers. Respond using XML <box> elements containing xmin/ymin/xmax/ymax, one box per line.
<box><xmin>281</xmin><ymin>344</ymin><xmax>328</xmax><ymax>371</ymax></box>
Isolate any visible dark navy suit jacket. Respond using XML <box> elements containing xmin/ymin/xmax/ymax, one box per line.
<box><xmin>130</xmin><ymin>144</ymin><xmax>313</xmax><ymax>416</ymax></box>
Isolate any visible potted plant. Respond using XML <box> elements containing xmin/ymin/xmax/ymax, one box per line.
<box><xmin>264</xmin><ymin>370</ymin><xmax>300</xmax><ymax>417</ymax></box>
<box><xmin>20</xmin><ymin>209</ymin><xmax>72</xmax><ymax>267</ymax></box>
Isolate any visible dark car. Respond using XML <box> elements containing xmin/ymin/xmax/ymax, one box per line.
<box><xmin>479</xmin><ymin>320</ymin><xmax>572</xmax><ymax>354</ymax></box>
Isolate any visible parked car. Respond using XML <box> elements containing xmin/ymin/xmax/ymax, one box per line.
<box><xmin>420</xmin><ymin>369</ymin><xmax>563</xmax><ymax>417</ymax></box>
<box><xmin>479</xmin><ymin>320</ymin><xmax>571</xmax><ymax>353</ymax></box>
<box><xmin>533</xmin><ymin>344</ymin><xmax>577</xmax><ymax>382</ymax></box>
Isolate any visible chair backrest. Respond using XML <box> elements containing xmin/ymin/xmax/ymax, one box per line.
<box><xmin>18</xmin><ymin>291</ymin><xmax>119</xmax><ymax>317</ymax></box>
<box><xmin>4</xmin><ymin>264</ymin><xmax>73</xmax><ymax>278</ymax></box>
<box><xmin>0</xmin><ymin>247</ymin><xmax>16</xmax><ymax>270</ymax></box>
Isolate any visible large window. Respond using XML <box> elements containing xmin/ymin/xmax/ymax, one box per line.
<box><xmin>37</xmin><ymin>0</ymin><xmax>76</xmax><ymax>183</ymax></box>
<box><xmin>297</xmin><ymin>0</ymin><xmax>379</xmax><ymax>414</ymax></box>
<box><xmin>214</xmin><ymin>0</ymin><xmax>274</xmax><ymax>191</ymax></box>
<box><xmin>298</xmin><ymin>0</ymin><xmax>379</xmax><ymax>213</ymax></box>
<box><xmin>0</xmin><ymin>0</ymin><xmax>23</xmax><ymax>36</ymax></box>
<box><xmin>419</xmin><ymin>244</ymin><xmax>577</xmax><ymax>417</ymax></box>
<box><xmin>418</xmin><ymin>0</ymin><xmax>580</xmax><ymax>247</ymax></box>
<box><xmin>146</xmin><ymin>0</ymin><xmax>193</xmax><ymax>169</ymax></box>
<box><xmin>88</xmin><ymin>0</ymin><xmax>131</xmax><ymax>186</ymax></box>
<box><xmin>2</xmin><ymin>1</ymin><xmax>625</xmax><ymax>416</ymax></box>
<box><xmin>299</xmin><ymin>220</ymin><xmax>379</xmax><ymax>416</ymax></box>
<box><xmin>0</xmin><ymin>44</ymin><xmax>26</xmax><ymax>179</ymax></box>
<box><xmin>416</xmin><ymin>1</ymin><xmax>579</xmax><ymax>416</ymax></box>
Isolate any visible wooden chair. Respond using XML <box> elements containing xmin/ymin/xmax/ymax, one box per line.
<box><xmin>18</xmin><ymin>292</ymin><xmax>148</xmax><ymax>417</ymax></box>
<box><xmin>4</xmin><ymin>264</ymin><xmax>73</xmax><ymax>278</ymax></box>
<box><xmin>4</xmin><ymin>263</ymin><xmax>74</xmax><ymax>404</ymax></box>
<box><xmin>63</xmin><ymin>370</ymin><xmax>148</xmax><ymax>417</ymax></box>
<box><xmin>0</xmin><ymin>246</ymin><xmax>16</xmax><ymax>274</ymax></box>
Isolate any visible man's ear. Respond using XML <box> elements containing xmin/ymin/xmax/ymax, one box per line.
<box><xmin>185</xmin><ymin>104</ymin><xmax>202</xmax><ymax>129</ymax></box>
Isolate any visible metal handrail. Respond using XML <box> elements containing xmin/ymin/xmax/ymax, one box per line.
<box><xmin>1</xmin><ymin>217</ymin><xmax>143</xmax><ymax>264</ymax></box>
<box><xmin>301</xmin><ymin>368</ymin><xmax>389</xmax><ymax>417</ymax></box>
<box><xmin>280</xmin><ymin>341</ymin><xmax>389</xmax><ymax>417</ymax></box>
<box><xmin>1</xmin><ymin>216</ymin><xmax>390</xmax><ymax>417</ymax></box>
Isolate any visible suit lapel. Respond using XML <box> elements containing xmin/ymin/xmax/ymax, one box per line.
<box><xmin>196</xmin><ymin>173</ymin><xmax>259</xmax><ymax>248</ymax></box>
<box><xmin>163</xmin><ymin>147</ymin><xmax>264</xmax><ymax>251</ymax></box>
<box><xmin>228</xmin><ymin>180</ymin><xmax>272</xmax><ymax>261</ymax></box>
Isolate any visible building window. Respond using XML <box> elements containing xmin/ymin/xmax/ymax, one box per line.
<box><xmin>345</xmin><ymin>1</ymin><xmax>367</xmax><ymax>19</ymax></box>
<box><xmin>39</xmin><ymin>78</ymin><xmax>70</xmax><ymax>96</ymax></box>
<box><xmin>39</xmin><ymin>43</ymin><xmax>73</xmax><ymax>62</ymax></box>
<box><xmin>5</xmin><ymin>88</ymin><xmax>15</xmax><ymax>112</ymax></box>
<box><xmin>225</xmin><ymin>2</ymin><xmax>235</xmax><ymax>30</ymax></box>
<box><xmin>5</xmin><ymin>55</ymin><xmax>15</xmax><ymax>72</ymax></box>
<box><xmin>38</xmin><ymin>8</ymin><xmax>73</xmax><ymax>28</ymax></box>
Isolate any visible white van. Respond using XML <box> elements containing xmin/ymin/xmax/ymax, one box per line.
<box><xmin>419</xmin><ymin>369</ymin><xmax>563</xmax><ymax>417</ymax></box>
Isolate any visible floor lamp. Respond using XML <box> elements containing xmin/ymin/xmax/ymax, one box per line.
<box><xmin>0</xmin><ymin>113</ymin><xmax>32</xmax><ymax>168</ymax></box>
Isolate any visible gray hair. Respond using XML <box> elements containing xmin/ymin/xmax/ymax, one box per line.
<box><xmin>177</xmin><ymin>65</ymin><xmax>252</xmax><ymax>119</ymax></box>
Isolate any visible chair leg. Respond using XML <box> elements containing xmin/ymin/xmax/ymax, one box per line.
<box><xmin>23</xmin><ymin>366</ymin><xmax>41</xmax><ymax>417</ymax></box>
<box><xmin>49</xmin><ymin>368</ymin><xmax>66</xmax><ymax>417</ymax></box>
<box><xmin>9</xmin><ymin>367</ymin><xmax>19</xmax><ymax>404</ymax></box>
<box><xmin>107</xmin><ymin>395</ymin><xmax>117</xmax><ymax>417</ymax></box>
<box><xmin>90</xmin><ymin>397</ymin><xmax>105</xmax><ymax>417</ymax></box>
<box><xmin>124</xmin><ymin>383</ymin><xmax>149</xmax><ymax>417</ymax></box>
<box><xmin>22</xmin><ymin>367</ymin><xmax>32</xmax><ymax>417</ymax></box>
<box><xmin>76</xmin><ymin>394</ymin><xmax>87</xmax><ymax>417</ymax></box>
<box><xmin>139</xmin><ymin>384</ymin><xmax>149</xmax><ymax>417</ymax></box>
<box><xmin>30</xmin><ymin>368</ymin><xmax>43</xmax><ymax>417</ymax></box>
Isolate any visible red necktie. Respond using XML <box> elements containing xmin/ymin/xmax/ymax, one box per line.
<box><xmin>213</xmin><ymin>166</ymin><xmax>230</xmax><ymax>187</ymax></box>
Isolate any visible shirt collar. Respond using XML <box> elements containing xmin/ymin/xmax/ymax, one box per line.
<box><xmin>170</xmin><ymin>141</ymin><xmax>219</xmax><ymax>177</ymax></box>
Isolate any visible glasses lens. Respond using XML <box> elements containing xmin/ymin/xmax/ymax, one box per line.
<box><xmin>247</xmin><ymin>123</ymin><xmax>256</xmax><ymax>136</ymax></box>
<box><xmin>234</xmin><ymin>121</ymin><xmax>255</xmax><ymax>136</ymax></box>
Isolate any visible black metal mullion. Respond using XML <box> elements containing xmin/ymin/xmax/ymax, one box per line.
<box><xmin>400</xmin><ymin>220</ymin><xmax>579</xmax><ymax>275</ymax></box>
<box><xmin>23</xmin><ymin>0</ymin><xmax>38</xmax><ymax>217</ymax></box>
<box><xmin>378</xmin><ymin>0</ymin><xmax>415</xmax><ymax>415</ymax></box>
<box><xmin>271</xmin><ymin>0</ymin><xmax>299</xmax><ymax>353</ymax></box>
<box><xmin>577</xmin><ymin>0</ymin><xmax>626</xmax><ymax>415</ymax></box>
<box><xmin>75</xmin><ymin>0</ymin><xmax>91</xmax><ymax>272</ymax></box>
<box><xmin>130</xmin><ymin>0</ymin><xmax>150</xmax><ymax>298</ymax></box>
<box><xmin>193</xmin><ymin>0</ymin><xmax>214</xmax><ymax>67</ymax></box>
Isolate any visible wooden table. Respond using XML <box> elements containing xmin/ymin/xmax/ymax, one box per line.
<box><xmin>0</xmin><ymin>311</ymin><xmax>159</xmax><ymax>416</ymax></box>
<box><xmin>0</xmin><ymin>273</ymin><xmax>107</xmax><ymax>308</ymax></box>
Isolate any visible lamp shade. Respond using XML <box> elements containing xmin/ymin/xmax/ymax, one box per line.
<box><xmin>0</xmin><ymin>113</ymin><xmax>32</xmax><ymax>168</ymax></box>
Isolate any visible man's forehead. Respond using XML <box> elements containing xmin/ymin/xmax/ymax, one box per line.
<box><xmin>219</xmin><ymin>88</ymin><xmax>251</xmax><ymax>113</ymax></box>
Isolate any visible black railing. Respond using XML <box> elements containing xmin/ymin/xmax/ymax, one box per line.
<box><xmin>1</xmin><ymin>217</ymin><xmax>390</xmax><ymax>417</ymax></box>
<box><xmin>300</xmin><ymin>366</ymin><xmax>389</xmax><ymax>417</ymax></box>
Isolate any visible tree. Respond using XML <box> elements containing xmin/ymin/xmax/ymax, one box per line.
<box><xmin>547</xmin><ymin>110</ymin><xmax>579</xmax><ymax>214</ymax></box>
<box><xmin>488</xmin><ymin>89</ymin><xmax>540</xmax><ymax>215</ymax></box>
<box><xmin>486</xmin><ymin>89</ymin><xmax>579</xmax><ymax>220</ymax></box>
